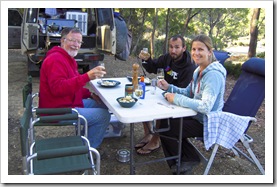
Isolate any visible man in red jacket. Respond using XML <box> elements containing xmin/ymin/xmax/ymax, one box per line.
<box><xmin>39</xmin><ymin>27</ymin><xmax>110</xmax><ymax>148</ymax></box>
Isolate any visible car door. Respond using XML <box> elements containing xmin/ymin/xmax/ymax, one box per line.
<box><xmin>95</xmin><ymin>8</ymin><xmax>116</xmax><ymax>55</ymax></box>
<box><xmin>21</xmin><ymin>8</ymin><xmax>39</xmax><ymax>52</ymax></box>
<box><xmin>8</xmin><ymin>9</ymin><xmax>22</xmax><ymax>49</ymax></box>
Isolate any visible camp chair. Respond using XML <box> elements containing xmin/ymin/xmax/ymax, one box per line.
<box><xmin>22</xmin><ymin>76</ymin><xmax>87</xmax><ymax>137</ymax></box>
<box><xmin>22</xmin><ymin>75</ymin><xmax>38</xmax><ymax>109</ymax></box>
<box><xmin>23</xmin><ymin>75</ymin><xmax>125</xmax><ymax>139</ymax></box>
<box><xmin>213</xmin><ymin>50</ymin><xmax>231</xmax><ymax>66</ymax></box>
<box><xmin>190</xmin><ymin>57</ymin><xmax>265</xmax><ymax>175</ymax></box>
<box><xmin>20</xmin><ymin>93</ymin><xmax>100</xmax><ymax>175</ymax></box>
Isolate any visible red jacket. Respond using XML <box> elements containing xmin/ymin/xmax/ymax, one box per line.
<box><xmin>39</xmin><ymin>46</ymin><xmax>91</xmax><ymax>108</ymax></box>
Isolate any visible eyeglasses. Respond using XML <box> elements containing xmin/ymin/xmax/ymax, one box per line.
<box><xmin>64</xmin><ymin>38</ymin><xmax>84</xmax><ymax>45</ymax></box>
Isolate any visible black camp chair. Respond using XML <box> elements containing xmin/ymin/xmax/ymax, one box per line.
<box><xmin>191</xmin><ymin>57</ymin><xmax>265</xmax><ymax>175</ymax></box>
<box><xmin>213</xmin><ymin>50</ymin><xmax>231</xmax><ymax>66</ymax></box>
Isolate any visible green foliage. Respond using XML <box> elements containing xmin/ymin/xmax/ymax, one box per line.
<box><xmin>115</xmin><ymin>8</ymin><xmax>265</xmax><ymax>59</ymax></box>
<box><xmin>224</xmin><ymin>61</ymin><xmax>242</xmax><ymax>79</ymax></box>
<box><xmin>153</xmin><ymin>39</ymin><xmax>165</xmax><ymax>57</ymax></box>
<box><xmin>256</xmin><ymin>52</ymin><xmax>265</xmax><ymax>58</ymax></box>
<box><xmin>190</xmin><ymin>8</ymin><xmax>250</xmax><ymax>50</ymax></box>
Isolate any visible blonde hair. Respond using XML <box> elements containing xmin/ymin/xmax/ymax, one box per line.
<box><xmin>191</xmin><ymin>34</ymin><xmax>217</xmax><ymax>63</ymax></box>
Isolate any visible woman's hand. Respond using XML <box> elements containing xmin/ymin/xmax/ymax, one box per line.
<box><xmin>164</xmin><ymin>93</ymin><xmax>175</xmax><ymax>103</ymax></box>
<box><xmin>87</xmin><ymin>66</ymin><xmax>106</xmax><ymax>80</ymax></box>
<box><xmin>157</xmin><ymin>79</ymin><xmax>169</xmax><ymax>91</ymax></box>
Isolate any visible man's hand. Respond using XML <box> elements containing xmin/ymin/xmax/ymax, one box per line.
<box><xmin>90</xmin><ymin>92</ymin><xmax>102</xmax><ymax>104</ymax></box>
<box><xmin>87</xmin><ymin>66</ymin><xmax>106</xmax><ymax>80</ymax></box>
<box><xmin>138</xmin><ymin>50</ymin><xmax>150</xmax><ymax>61</ymax></box>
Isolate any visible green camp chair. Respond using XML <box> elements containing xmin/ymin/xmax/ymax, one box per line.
<box><xmin>20</xmin><ymin>94</ymin><xmax>100</xmax><ymax>175</ymax></box>
<box><xmin>22</xmin><ymin>76</ymin><xmax>86</xmax><ymax>137</ymax></box>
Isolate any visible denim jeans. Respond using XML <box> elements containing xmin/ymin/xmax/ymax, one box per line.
<box><xmin>75</xmin><ymin>99</ymin><xmax>111</xmax><ymax>148</ymax></box>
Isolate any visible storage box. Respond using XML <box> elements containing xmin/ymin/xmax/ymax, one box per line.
<box><xmin>66</xmin><ymin>11</ymin><xmax>88</xmax><ymax>35</ymax></box>
<box><xmin>104</xmin><ymin>114</ymin><xmax>125</xmax><ymax>138</ymax></box>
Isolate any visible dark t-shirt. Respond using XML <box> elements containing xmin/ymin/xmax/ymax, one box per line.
<box><xmin>142</xmin><ymin>50</ymin><xmax>196</xmax><ymax>88</ymax></box>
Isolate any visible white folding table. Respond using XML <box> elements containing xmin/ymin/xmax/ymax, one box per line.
<box><xmin>90</xmin><ymin>77</ymin><xmax>197</xmax><ymax>174</ymax></box>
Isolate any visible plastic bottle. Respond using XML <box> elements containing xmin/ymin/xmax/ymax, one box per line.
<box><xmin>132</xmin><ymin>63</ymin><xmax>139</xmax><ymax>90</ymax></box>
<box><xmin>139</xmin><ymin>75</ymin><xmax>146</xmax><ymax>99</ymax></box>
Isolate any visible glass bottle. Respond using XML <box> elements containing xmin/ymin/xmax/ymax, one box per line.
<box><xmin>139</xmin><ymin>75</ymin><xmax>146</xmax><ymax>99</ymax></box>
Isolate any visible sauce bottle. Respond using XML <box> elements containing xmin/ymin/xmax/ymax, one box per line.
<box><xmin>139</xmin><ymin>75</ymin><xmax>146</xmax><ymax>99</ymax></box>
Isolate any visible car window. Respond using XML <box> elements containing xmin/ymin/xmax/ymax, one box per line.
<box><xmin>96</xmin><ymin>8</ymin><xmax>114</xmax><ymax>29</ymax></box>
<box><xmin>26</xmin><ymin>8</ymin><xmax>39</xmax><ymax>23</ymax></box>
<box><xmin>8</xmin><ymin>9</ymin><xmax>22</xmax><ymax>26</ymax></box>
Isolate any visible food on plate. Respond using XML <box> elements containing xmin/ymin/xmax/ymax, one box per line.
<box><xmin>101</xmin><ymin>80</ymin><xmax>116</xmax><ymax>86</ymax></box>
<box><xmin>118</xmin><ymin>96</ymin><xmax>136</xmax><ymax>103</ymax></box>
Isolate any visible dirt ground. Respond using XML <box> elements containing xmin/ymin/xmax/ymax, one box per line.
<box><xmin>8</xmin><ymin>49</ymin><xmax>265</xmax><ymax>176</ymax></box>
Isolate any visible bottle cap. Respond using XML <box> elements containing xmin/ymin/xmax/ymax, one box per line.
<box><xmin>140</xmin><ymin>76</ymin><xmax>144</xmax><ymax>82</ymax></box>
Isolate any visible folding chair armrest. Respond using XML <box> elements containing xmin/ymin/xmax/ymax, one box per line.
<box><xmin>34</xmin><ymin>121</ymin><xmax>77</xmax><ymax>126</ymax></box>
<box><xmin>36</xmin><ymin>145</ymin><xmax>90</xmax><ymax>160</ymax></box>
<box><xmin>38</xmin><ymin>113</ymin><xmax>79</xmax><ymax>122</ymax></box>
<box><xmin>35</xmin><ymin>108</ymin><xmax>74</xmax><ymax>115</ymax></box>
<box><xmin>250</xmin><ymin>117</ymin><xmax>257</xmax><ymax>122</ymax></box>
<box><xmin>32</xmin><ymin>92</ymin><xmax>39</xmax><ymax>99</ymax></box>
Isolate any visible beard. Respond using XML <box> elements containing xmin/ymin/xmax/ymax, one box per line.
<box><xmin>66</xmin><ymin>49</ymin><xmax>78</xmax><ymax>57</ymax></box>
<box><xmin>170</xmin><ymin>53</ymin><xmax>182</xmax><ymax>61</ymax></box>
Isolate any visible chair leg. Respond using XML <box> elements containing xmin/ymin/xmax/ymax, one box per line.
<box><xmin>187</xmin><ymin>138</ymin><xmax>208</xmax><ymax>164</ymax></box>
<box><xmin>233</xmin><ymin>146</ymin><xmax>255</xmax><ymax>163</ymax></box>
<box><xmin>238</xmin><ymin>136</ymin><xmax>265</xmax><ymax>175</ymax></box>
<box><xmin>22</xmin><ymin>156</ymin><xmax>28</xmax><ymax>175</ymax></box>
<box><xmin>204</xmin><ymin>144</ymin><xmax>219</xmax><ymax>175</ymax></box>
<box><xmin>89</xmin><ymin>147</ymin><xmax>101</xmax><ymax>175</ymax></box>
<box><xmin>231</xmin><ymin>148</ymin><xmax>240</xmax><ymax>157</ymax></box>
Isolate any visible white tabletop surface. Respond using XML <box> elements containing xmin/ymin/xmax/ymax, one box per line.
<box><xmin>90</xmin><ymin>77</ymin><xmax>197</xmax><ymax>124</ymax></box>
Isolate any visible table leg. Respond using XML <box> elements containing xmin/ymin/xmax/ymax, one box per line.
<box><xmin>176</xmin><ymin>117</ymin><xmax>183</xmax><ymax>175</ymax></box>
<box><xmin>130</xmin><ymin>123</ymin><xmax>135</xmax><ymax>174</ymax></box>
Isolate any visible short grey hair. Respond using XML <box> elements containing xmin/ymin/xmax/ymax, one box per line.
<box><xmin>61</xmin><ymin>27</ymin><xmax>82</xmax><ymax>39</ymax></box>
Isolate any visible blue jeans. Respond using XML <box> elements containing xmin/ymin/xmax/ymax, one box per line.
<box><xmin>75</xmin><ymin>99</ymin><xmax>111</xmax><ymax>148</ymax></box>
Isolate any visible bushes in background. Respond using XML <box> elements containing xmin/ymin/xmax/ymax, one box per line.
<box><xmin>224</xmin><ymin>61</ymin><xmax>242</xmax><ymax>79</ymax></box>
<box><xmin>256</xmin><ymin>52</ymin><xmax>265</xmax><ymax>58</ymax></box>
<box><xmin>224</xmin><ymin>52</ymin><xmax>265</xmax><ymax>79</ymax></box>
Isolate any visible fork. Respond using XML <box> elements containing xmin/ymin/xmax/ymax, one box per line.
<box><xmin>157</xmin><ymin>102</ymin><xmax>175</xmax><ymax>109</ymax></box>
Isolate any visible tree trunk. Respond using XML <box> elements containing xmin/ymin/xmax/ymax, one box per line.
<box><xmin>131</xmin><ymin>9</ymin><xmax>147</xmax><ymax>55</ymax></box>
<box><xmin>182</xmin><ymin>9</ymin><xmax>201</xmax><ymax>36</ymax></box>
<box><xmin>248</xmin><ymin>8</ymin><xmax>260</xmax><ymax>58</ymax></box>
<box><xmin>183</xmin><ymin>9</ymin><xmax>192</xmax><ymax>36</ymax></box>
<box><xmin>164</xmin><ymin>8</ymin><xmax>170</xmax><ymax>54</ymax></box>
<box><xmin>151</xmin><ymin>8</ymin><xmax>158</xmax><ymax>58</ymax></box>
<box><xmin>126</xmin><ymin>8</ymin><xmax>133</xmax><ymax>27</ymax></box>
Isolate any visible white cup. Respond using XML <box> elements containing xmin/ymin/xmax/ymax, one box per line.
<box><xmin>150</xmin><ymin>78</ymin><xmax>157</xmax><ymax>95</ymax></box>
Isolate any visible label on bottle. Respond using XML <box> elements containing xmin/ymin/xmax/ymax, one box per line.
<box><xmin>139</xmin><ymin>82</ymin><xmax>146</xmax><ymax>99</ymax></box>
<box><xmin>125</xmin><ymin>84</ymin><xmax>134</xmax><ymax>97</ymax></box>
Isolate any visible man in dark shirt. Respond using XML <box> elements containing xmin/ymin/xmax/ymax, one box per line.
<box><xmin>136</xmin><ymin>34</ymin><xmax>197</xmax><ymax>155</ymax></box>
